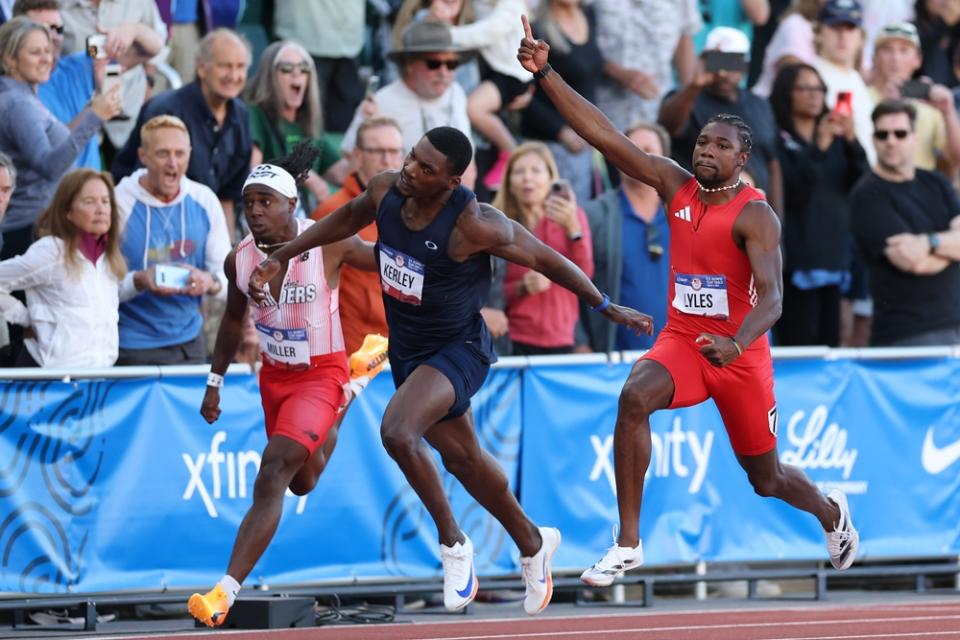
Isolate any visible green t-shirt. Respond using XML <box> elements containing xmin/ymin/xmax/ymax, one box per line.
<box><xmin>247</xmin><ymin>104</ymin><xmax>341</xmax><ymax>175</ymax></box>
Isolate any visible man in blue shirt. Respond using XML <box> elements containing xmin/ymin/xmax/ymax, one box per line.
<box><xmin>112</xmin><ymin>28</ymin><xmax>251</xmax><ymax>241</ymax></box>
<box><xmin>15</xmin><ymin>0</ymin><xmax>163</xmax><ymax>170</ymax></box>
<box><xmin>580</xmin><ymin>122</ymin><xmax>671</xmax><ymax>352</ymax></box>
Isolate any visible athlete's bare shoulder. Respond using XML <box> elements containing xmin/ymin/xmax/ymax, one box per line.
<box><xmin>734</xmin><ymin>198</ymin><xmax>781</xmax><ymax>246</ymax></box>
<box><xmin>365</xmin><ymin>171</ymin><xmax>401</xmax><ymax>205</ymax></box>
<box><xmin>453</xmin><ymin>200</ymin><xmax>513</xmax><ymax>255</ymax></box>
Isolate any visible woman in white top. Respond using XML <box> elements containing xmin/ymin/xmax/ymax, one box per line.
<box><xmin>0</xmin><ymin>169</ymin><xmax>126</xmax><ymax>368</ymax></box>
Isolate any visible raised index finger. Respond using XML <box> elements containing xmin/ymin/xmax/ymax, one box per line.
<box><xmin>521</xmin><ymin>14</ymin><xmax>533</xmax><ymax>40</ymax></box>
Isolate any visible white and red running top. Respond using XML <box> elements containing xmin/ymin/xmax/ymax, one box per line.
<box><xmin>235</xmin><ymin>219</ymin><xmax>344</xmax><ymax>367</ymax></box>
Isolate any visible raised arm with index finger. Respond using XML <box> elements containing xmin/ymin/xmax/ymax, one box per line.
<box><xmin>516</xmin><ymin>15</ymin><xmax>690</xmax><ymax>204</ymax></box>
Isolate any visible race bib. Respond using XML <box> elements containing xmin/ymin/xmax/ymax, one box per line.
<box><xmin>256</xmin><ymin>323</ymin><xmax>310</xmax><ymax>367</ymax></box>
<box><xmin>379</xmin><ymin>244</ymin><xmax>425</xmax><ymax>306</ymax></box>
<box><xmin>672</xmin><ymin>273</ymin><xmax>729</xmax><ymax>319</ymax></box>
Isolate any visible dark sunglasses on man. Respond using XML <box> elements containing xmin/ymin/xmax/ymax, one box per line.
<box><xmin>873</xmin><ymin>129</ymin><xmax>910</xmax><ymax>141</ymax></box>
<box><xmin>424</xmin><ymin>58</ymin><xmax>460</xmax><ymax>71</ymax></box>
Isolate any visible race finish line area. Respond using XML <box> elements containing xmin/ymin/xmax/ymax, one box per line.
<box><xmin>68</xmin><ymin>598</ymin><xmax>960</xmax><ymax>640</ymax></box>
<box><xmin>1</xmin><ymin>349</ymin><xmax>958</xmax><ymax>637</ymax></box>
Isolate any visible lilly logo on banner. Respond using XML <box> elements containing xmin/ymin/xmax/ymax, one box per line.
<box><xmin>590</xmin><ymin>417</ymin><xmax>714</xmax><ymax>496</ymax></box>
<box><xmin>780</xmin><ymin>405</ymin><xmax>865</xmax><ymax>494</ymax></box>
<box><xmin>182</xmin><ymin>431</ymin><xmax>308</xmax><ymax>518</ymax></box>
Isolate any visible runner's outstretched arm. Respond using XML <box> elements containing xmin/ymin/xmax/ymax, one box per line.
<box><xmin>249</xmin><ymin>172</ymin><xmax>394</xmax><ymax>303</ymax></box>
<box><xmin>517</xmin><ymin>15</ymin><xmax>688</xmax><ymax>199</ymax></box>
<box><xmin>463</xmin><ymin>203</ymin><xmax>653</xmax><ymax>335</ymax></box>
<box><xmin>201</xmin><ymin>252</ymin><xmax>248</xmax><ymax>424</ymax></box>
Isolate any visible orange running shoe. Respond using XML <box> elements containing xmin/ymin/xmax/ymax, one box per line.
<box><xmin>349</xmin><ymin>334</ymin><xmax>388</xmax><ymax>380</ymax></box>
<box><xmin>187</xmin><ymin>584</ymin><xmax>230</xmax><ymax>627</ymax></box>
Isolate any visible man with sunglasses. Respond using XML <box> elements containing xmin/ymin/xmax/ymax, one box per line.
<box><xmin>340</xmin><ymin>21</ymin><xmax>474</xmax><ymax>165</ymax></box>
<box><xmin>580</xmin><ymin>122</ymin><xmax>672</xmax><ymax>353</ymax></box>
<box><xmin>13</xmin><ymin>0</ymin><xmax>162</xmax><ymax>171</ymax></box>
<box><xmin>867</xmin><ymin>22</ymin><xmax>960</xmax><ymax>175</ymax></box>
<box><xmin>849</xmin><ymin>99</ymin><xmax>960</xmax><ymax>347</ymax></box>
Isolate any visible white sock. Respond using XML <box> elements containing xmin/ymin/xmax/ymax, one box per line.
<box><xmin>218</xmin><ymin>575</ymin><xmax>241</xmax><ymax>607</ymax></box>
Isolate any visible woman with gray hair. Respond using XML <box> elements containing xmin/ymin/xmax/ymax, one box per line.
<box><xmin>243</xmin><ymin>40</ymin><xmax>343</xmax><ymax>212</ymax></box>
<box><xmin>0</xmin><ymin>16</ymin><xmax>122</xmax><ymax>260</ymax></box>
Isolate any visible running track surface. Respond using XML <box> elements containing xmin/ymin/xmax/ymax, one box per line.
<box><xmin>89</xmin><ymin>599</ymin><xmax>960</xmax><ymax>640</ymax></box>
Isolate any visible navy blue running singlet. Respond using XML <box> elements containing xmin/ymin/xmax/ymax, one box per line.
<box><xmin>375</xmin><ymin>183</ymin><xmax>495</xmax><ymax>362</ymax></box>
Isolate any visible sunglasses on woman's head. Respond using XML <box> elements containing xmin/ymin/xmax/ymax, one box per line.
<box><xmin>276</xmin><ymin>61</ymin><xmax>311</xmax><ymax>74</ymax></box>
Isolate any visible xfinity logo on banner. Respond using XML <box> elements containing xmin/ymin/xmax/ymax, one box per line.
<box><xmin>779</xmin><ymin>405</ymin><xmax>866</xmax><ymax>494</ymax></box>
<box><xmin>182</xmin><ymin>431</ymin><xmax>308</xmax><ymax>518</ymax></box>
<box><xmin>590</xmin><ymin>417</ymin><xmax>714</xmax><ymax>496</ymax></box>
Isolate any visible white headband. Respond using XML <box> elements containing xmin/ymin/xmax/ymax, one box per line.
<box><xmin>243</xmin><ymin>164</ymin><xmax>298</xmax><ymax>199</ymax></box>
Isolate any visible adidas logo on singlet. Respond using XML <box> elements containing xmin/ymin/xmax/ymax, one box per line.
<box><xmin>673</xmin><ymin>206</ymin><xmax>692</xmax><ymax>222</ymax></box>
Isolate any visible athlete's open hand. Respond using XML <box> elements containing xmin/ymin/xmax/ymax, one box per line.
<box><xmin>696</xmin><ymin>333</ymin><xmax>741</xmax><ymax>367</ymax></box>
<box><xmin>249</xmin><ymin>257</ymin><xmax>280</xmax><ymax>305</ymax></box>
<box><xmin>200</xmin><ymin>387</ymin><xmax>221</xmax><ymax>424</ymax></box>
<box><xmin>517</xmin><ymin>15</ymin><xmax>549</xmax><ymax>74</ymax></box>
<box><xmin>603</xmin><ymin>303</ymin><xmax>653</xmax><ymax>336</ymax></box>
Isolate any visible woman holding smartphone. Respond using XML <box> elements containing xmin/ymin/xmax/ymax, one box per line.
<box><xmin>0</xmin><ymin>17</ymin><xmax>121</xmax><ymax>259</ymax></box>
<box><xmin>492</xmin><ymin>141</ymin><xmax>593</xmax><ymax>355</ymax></box>
<box><xmin>0</xmin><ymin>169</ymin><xmax>126</xmax><ymax>367</ymax></box>
<box><xmin>769</xmin><ymin>63</ymin><xmax>868</xmax><ymax>346</ymax></box>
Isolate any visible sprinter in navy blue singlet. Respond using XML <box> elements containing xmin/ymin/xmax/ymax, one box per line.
<box><xmin>376</xmin><ymin>182</ymin><xmax>495</xmax><ymax>419</ymax></box>
<box><xmin>249</xmin><ymin>127</ymin><xmax>652</xmax><ymax>616</ymax></box>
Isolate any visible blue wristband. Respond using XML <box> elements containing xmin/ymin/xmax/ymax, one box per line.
<box><xmin>591</xmin><ymin>293</ymin><xmax>611</xmax><ymax>313</ymax></box>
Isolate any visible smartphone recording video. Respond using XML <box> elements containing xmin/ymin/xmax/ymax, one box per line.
<box><xmin>900</xmin><ymin>79</ymin><xmax>931</xmax><ymax>100</ymax></box>
<box><xmin>703</xmin><ymin>51</ymin><xmax>748</xmax><ymax>74</ymax></box>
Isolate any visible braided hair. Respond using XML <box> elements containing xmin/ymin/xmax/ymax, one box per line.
<box><xmin>704</xmin><ymin>113</ymin><xmax>753</xmax><ymax>154</ymax></box>
<box><xmin>267</xmin><ymin>140</ymin><xmax>321</xmax><ymax>186</ymax></box>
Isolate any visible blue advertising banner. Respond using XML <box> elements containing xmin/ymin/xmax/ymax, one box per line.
<box><xmin>520</xmin><ymin>357</ymin><xmax>960</xmax><ymax>570</ymax></box>
<box><xmin>0</xmin><ymin>368</ymin><xmax>522</xmax><ymax>593</ymax></box>
<box><xmin>1</xmin><ymin>355</ymin><xmax>958</xmax><ymax>593</ymax></box>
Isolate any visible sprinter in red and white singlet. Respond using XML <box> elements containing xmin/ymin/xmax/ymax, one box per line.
<box><xmin>519</xmin><ymin>19</ymin><xmax>860</xmax><ymax>587</ymax></box>
<box><xmin>188</xmin><ymin>147</ymin><xmax>380</xmax><ymax>628</ymax></box>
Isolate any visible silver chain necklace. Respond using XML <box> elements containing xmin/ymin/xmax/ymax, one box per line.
<box><xmin>697</xmin><ymin>178</ymin><xmax>742</xmax><ymax>193</ymax></box>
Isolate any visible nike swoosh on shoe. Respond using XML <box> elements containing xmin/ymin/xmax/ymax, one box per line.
<box><xmin>456</xmin><ymin>565</ymin><xmax>475</xmax><ymax>598</ymax></box>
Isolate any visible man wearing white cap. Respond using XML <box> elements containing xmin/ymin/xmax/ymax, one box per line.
<box><xmin>188</xmin><ymin>143</ymin><xmax>383</xmax><ymax>627</ymax></box>
<box><xmin>868</xmin><ymin>21</ymin><xmax>960</xmax><ymax>173</ymax></box>
<box><xmin>658</xmin><ymin>26</ymin><xmax>783</xmax><ymax>216</ymax></box>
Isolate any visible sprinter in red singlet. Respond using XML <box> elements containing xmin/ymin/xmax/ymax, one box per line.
<box><xmin>518</xmin><ymin>16</ymin><xmax>859</xmax><ymax>585</ymax></box>
<box><xmin>187</xmin><ymin>144</ymin><xmax>384</xmax><ymax>627</ymax></box>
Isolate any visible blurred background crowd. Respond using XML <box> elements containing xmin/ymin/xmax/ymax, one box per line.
<box><xmin>0</xmin><ymin>0</ymin><xmax>958</xmax><ymax>371</ymax></box>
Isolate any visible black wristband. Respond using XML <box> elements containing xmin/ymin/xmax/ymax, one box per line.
<box><xmin>534</xmin><ymin>63</ymin><xmax>552</xmax><ymax>80</ymax></box>
<box><xmin>928</xmin><ymin>232</ymin><xmax>941</xmax><ymax>255</ymax></box>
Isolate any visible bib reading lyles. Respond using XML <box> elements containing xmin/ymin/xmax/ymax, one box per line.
<box><xmin>256</xmin><ymin>323</ymin><xmax>310</xmax><ymax>367</ymax></box>
<box><xmin>672</xmin><ymin>273</ymin><xmax>729</xmax><ymax>319</ymax></box>
<box><xmin>380</xmin><ymin>243</ymin><xmax>425</xmax><ymax>305</ymax></box>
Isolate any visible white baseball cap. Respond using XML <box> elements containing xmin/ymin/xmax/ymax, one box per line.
<box><xmin>704</xmin><ymin>27</ymin><xmax>751</xmax><ymax>57</ymax></box>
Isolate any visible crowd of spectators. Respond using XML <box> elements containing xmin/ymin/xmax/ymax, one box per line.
<box><xmin>1</xmin><ymin>0</ymin><xmax>959</xmax><ymax>371</ymax></box>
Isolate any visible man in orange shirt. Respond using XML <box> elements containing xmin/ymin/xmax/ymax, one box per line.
<box><xmin>312</xmin><ymin>117</ymin><xmax>404</xmax><ymax>352</ymax></box>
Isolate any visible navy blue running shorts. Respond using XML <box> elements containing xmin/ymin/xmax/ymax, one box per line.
<box><xmin>390</xmin><ymin>339</ymin><xmax>492</xmax><ymax>421</ymax></box>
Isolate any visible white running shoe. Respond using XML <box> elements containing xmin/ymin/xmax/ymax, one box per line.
<box><xmin>441</xmin><ymin>534</ymin><xmax>478</xmax><ymax>611</ymax></box>
<box><xmin>580</xmin><ymin>535</ymin><xmax>644</xmax><ymax>587</ymax></box>
<box><xmin>826</xmin><ymin>489</ymin><xmax>859</xmax><ymax>570</ymax></box>
<box><xmin>520</xmin><ymin>527</ymin><xmax>561</xmax><ymax>615</ymax></box>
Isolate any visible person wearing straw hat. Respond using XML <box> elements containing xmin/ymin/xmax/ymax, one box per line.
<box><xmin>340</xmin><ymin>20</ymin><xmax>476</xmax><ymax>160</ymax></box>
